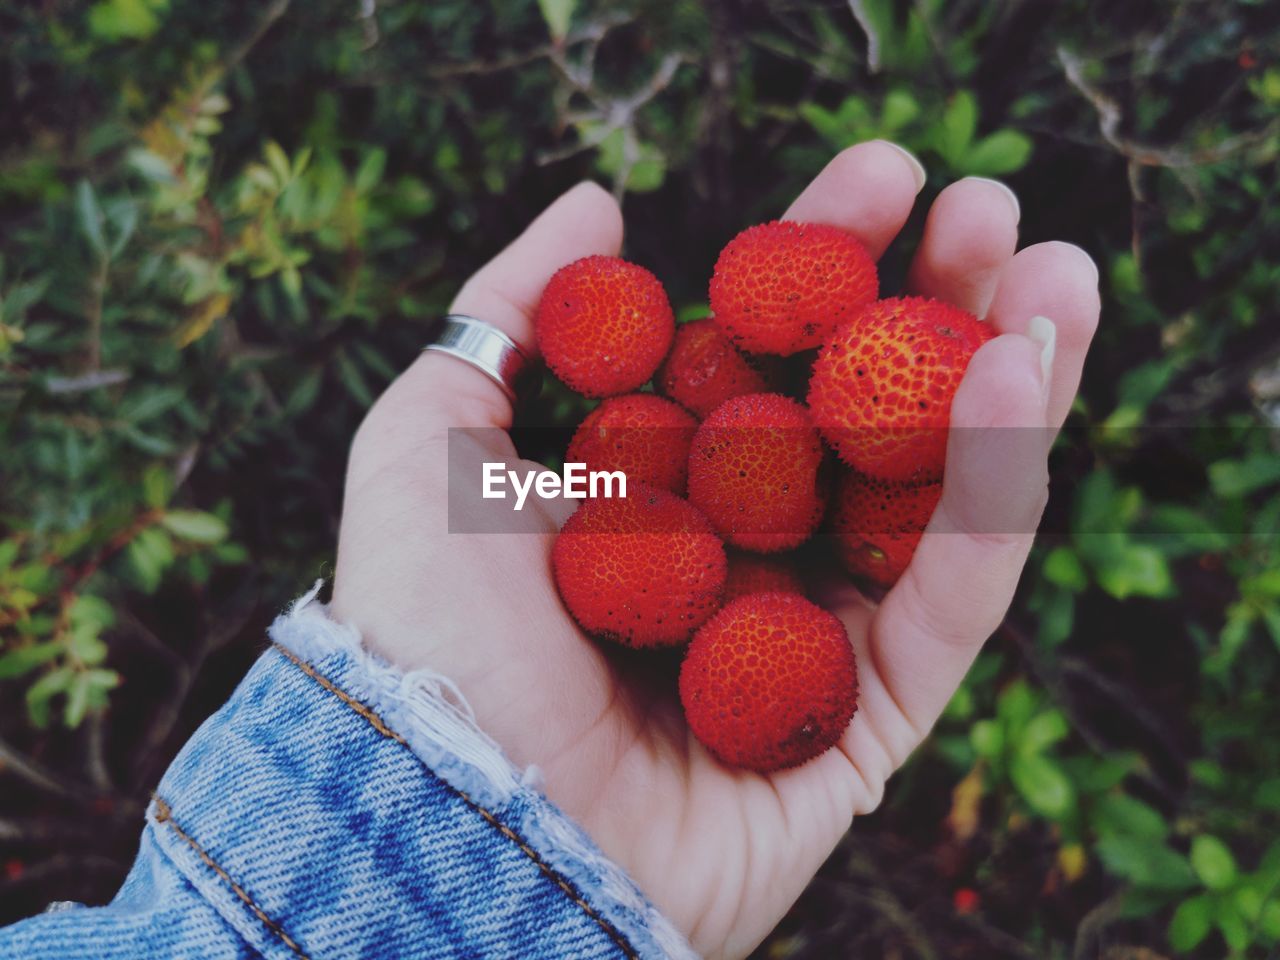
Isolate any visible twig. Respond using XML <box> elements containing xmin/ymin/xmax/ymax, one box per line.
<box><xmin>0</xmin><ymin>736</ymin><xmax>92</xmax><ymax>802</ymax></box>
<box><xmin>84</xmin><ymin>710</ymin><xmax>112</xmax><ymax>792</ymax></box>
<box><xmin>224</xmin><ymin>0</ymin><xmax>292</xmax><ymax>73</ymax></box>
<box><xmin>1071</xmin><ymin>889</ymin><xmax>1127</xmax><ymax>960</ymax></box>
<box><xmin>537</xmin><ymin>51</ymin><xmax>687</xmax><ymax>197</ymax></box>
<box><xmin>1058</xmin><ymin>47</ymin><xmax>1280</xmax><ymax>169</ymax></box>
<box><xmin>43</xmin><ymin>369</ymin><xmax>129</xmax><ymax>394</ymax></box>
<box><xmin>357</xmin><ymin>0</ymin><xmax>378</xmax><ymax>50</ymax></box>
<box><xmin>846</xmin><ymin>0</ymin><xmax>880</xmax><ymax>72</ymax></box>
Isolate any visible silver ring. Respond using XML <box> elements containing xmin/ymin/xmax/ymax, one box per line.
<box><xmin>422</xmin><ymin>314</ymin><xmax>539</xmax><ymax>405</ymax></box>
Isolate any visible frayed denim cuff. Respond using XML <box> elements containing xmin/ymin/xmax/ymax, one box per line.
<box><xmin>141</xmin><ymin>583</ymin><xmax>696</xmax><ymax>960</ymax></box>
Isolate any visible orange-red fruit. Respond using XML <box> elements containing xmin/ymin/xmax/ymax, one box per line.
<box><xmin>709</xmin><ymin>221</ymin><xmax>878</xmax><ymax>356</ymax></box>
<box><xmin>687</xmin><ymin>393</ymin><xmax>828</xmax><ymax>553</ymax></box>
<box><xmin>535</xmin><ymin>255</ymin><xmax>675</xmax><ymax>397</ymax></box>
<box><xmin>567</xmin><ymin>394</ymin><xmax>698</xmax><ymax>495</ymax></box>
<box><xmin>552</xmin><ymin>484</ymin><xmax>727</xmax><ymax>648</ymax></box>
<box><xmin>680</xmin><ymin>592</ymin><xmax>858</xmax><ymax>772</ymax></box>
<box><xmin>723</xmin><ymin>551</ymin><xmax>805</xmax><ymax>603</ymax></box>
<box><xmin>809</xmin><ymin>297</ymin><xmax>994</xmax><ymax>483</ymax></box>
<box><xmin>656</xmin><ymin>318</ymin><xmax>772</xmax><ymax>418</ymax></box>
<box><xmin>832</xmin><ymin>470</ymin><xmax>942</xmax><ymax>587</ymax></box>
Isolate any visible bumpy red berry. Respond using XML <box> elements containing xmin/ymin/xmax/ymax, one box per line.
<box><xmin>831</xmin><ymin>469</ymin><xmax>941</xmax><ymax>587</ymax></box>
<box><xmin>687</xmin><ymin>393</ymin><xmax>828</xmax><ymax>553</ymax></box>
<box><xmin>567</xmin><ymin>394</ymin><xmax>698</xmax><ymax>495</ymax></box>
<box><xmin>709</xmin><ymin>221</ymin><xmax>877</xmax><ymax>356</ymax></box>
<box><xmin>552</xmin><ymin>484</ymin><xmax>726</xmax><ymax>648</ymax></box>
<box><xmin>680</xmin><ymin>592</ymin><xmax>858</xmax><ymax>772</ymax></box>
<box><xmin>808</xmin><ymin>297</ymin><xmax>994</xmax><ymax>483</ymax></box>
<box><xmin>536</xmin><ymin>255</ymin><xmax>675</xmax><ymax>397</ymax></box>
<box><xmin>722</xmin><ymin>551</ymin><xmax>805</xmax><ymax>603</ymax></box>
<box><xmin>655</xmin><ymin>318</ymin><xmax>773</xmax><ymax>418</ymax></box>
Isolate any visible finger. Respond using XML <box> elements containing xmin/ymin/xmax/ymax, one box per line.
<box><xmin>986</xmin><ymin>241</ymin><xmax>1101</xmax><ymax>429</ymax></box>
<box><xmin>868</xmin><ymin>332</ymin><xmax>1051</xmax><ymax>743</ymax></box>
<box><xmin>783</xmin><ymin>140</ymin><xmax>926</xmax><ymax>260</ymax></box>
<box><xmin>906</xmin><ymin>177</ymin><xmax>1020</xmax><ymax>317</ymax></box>
<box><xmin>394</xmin><ymin>181</ymin><xmax>625</xmax><ymax>436</ymax></box>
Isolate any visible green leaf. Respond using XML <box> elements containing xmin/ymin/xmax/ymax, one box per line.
<box><xmin>142</xmin><ymin>464</ymin><xmax>173</xmax><ymax>509</ymax></box>
<box><xmin>0</xmin><ymin>644</ymin><xmax>62</xmax><ymax>680</ymax></box>
<box><xmin>1262</xmin><ymin>898</ymin><xmax>1280</xmax><ymax>939</ymax></box>
<box><xmin>1168</xmin><ymin>894</ymin><xmax>1213</xmax><ymax>952</ymax></box>
<box><xmin>126</xmin><ymin>527</ymin><xmax>174</xmax><ymax>593</ymax></box>
<box><xmin>335</xmin><ymin>350</ymin><xmax>374</xmax><ymax>407</ymax></box>
<box><xmin>961</xmin><ymin>129</ymin><xmax>1033</xmax><ymax>175</ymax></box>
<box><xmin>1092</xmin><ymin>793</ymin><xmax>1168</xmax><ymax>842</ymax></box>
<box><xmin>354</xmin><ymin>148</ymin><xmax>387</xmax><ymax>194</ymax></box>
<box><xmin>1044</xmin><ymin>546</ymin><xmax>1088</xmax><ymax>591</ymax></box>
<box><xmin>1209</xmin><ymin>453</ymin><xmax>1280</xmax><ymax>498</ymax></box>
<box><xmin>26</xmin><ymin>667</ymin><xmax>73</xmax><ymax>728</ymax></box>
<box><xmin>996</xmin><ymin>679</ymin><xmax>1037</xmax><ymax>734</ymax></box>
<box><xmin>935</xmin><ymin>91</ymin><xmax>978</xmax><ymax>166</ymax></box>
<box><xmin>161</xmin><ymin>510</ymin><xmax>229</xmax><ymax>544</ymax></box>
<box><xmin>970</xmin><ymin>719</ymin><xmax>1003</xmax><ymax>759</ymax></box>
<box><xmin>1018</xmin><ymin>709</ymin><xmax>1070</xmax><ymax>756</ymax></box>
<box><xmin>1035</xmin><ymin>588</ymin><xmax>1075</xmax><ymax>648</ymax></box>
<box><xmin>87</xmin><ymin>0</ymin><xmax>166</xmax><ymax>41</ymax></box>
<box><xmin>69</xmin><ymin>595</ymin><xmax>116</xmax><ymax>631</ymax></box>
<box><xmin>1216</xmin><ymin>894</ymin><xmax>1250</xmax><ymax>951</ymax></box>
<box><xmin>264</xmin><ymin>141</ymin><xmax>292</xmax><ymax>187</ymax></box>
<box><xmin>594</xmin><ymin>129</ymin><xmax>666</xmax><ymax>193</ymax></box>
<box><xmin>1190</xmin><ymin>835</ymin><xmax>1237</xmax><ymax>890</ymax></box>
<box><xmin>880</xmin><ymin>89</ymin><xmax>919</xmax><ymax>132</ymax></box>
<box><xmin>1255</xmin><ymin>777</ymin><xmax>1280</xmax><ymax>811</ymax></box>
<box><xmin>63</xmin><ymin>671</ymin><xmax>91</xmax><ymax>727</ymax></box>
<box><xmin>75</xmin><ymin>181</ymin><xmax>108</xmax><ymax>259</ymax></box>
<box><xmin>537</xmin><ymin>0</ymin><xmax>576</xmax><ymax>41</ymax></box>
<box><xmin>1010</xmin><ymin>753</ymin><xmax>1075</xmax><ymax>819</ymax></box>
<box><xmin>1095</xmin><ymin>836</ymin><xmax>1197</xmax><ymax>890</ymax></box>
<box><xmin>1095</xmin><ymin>544</ymin><xmax>1174</xmax><ymax>600</ymax></box>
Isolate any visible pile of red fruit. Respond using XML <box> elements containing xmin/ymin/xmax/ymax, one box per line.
<box><xmin>536</xmin><ymin>221</ymin><xmax>993</xmax><ymax>773</ymax></box>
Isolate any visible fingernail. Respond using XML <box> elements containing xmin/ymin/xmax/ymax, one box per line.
<box><xmin>873</xmin><ymin>140</ymin><xmax>926</xmax><ymax>193</ymax></box>
<box><xmin>968</xmin><ymin>177</ymin><xmax>1020</xmax><ymax>222</ymax></box>
<box><xmin>1026</xmin><ymin>315</ymin><xmax>1057</xmax><ymax>402</ymax></box>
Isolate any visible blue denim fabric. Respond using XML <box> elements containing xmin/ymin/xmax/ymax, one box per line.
<box><xmin>0</xmin><ymin>587</ymin><xmax>696</xmax><ymax>960</ymax></box>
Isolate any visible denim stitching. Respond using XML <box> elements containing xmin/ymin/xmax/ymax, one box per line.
<box><xmin>271</xmin><ymin>642</ymin><xmax>640</xmax><ymax>960</ymax></box>
<box><xmin>152</xmin><ymin>795</ymin><xmax>309</xmax><ymax>959</ymax></box>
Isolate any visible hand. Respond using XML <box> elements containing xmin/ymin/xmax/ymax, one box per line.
<box><xmin>331</xmin><ymin>141</ymin><xmax>1100</xmax><ymax>959</ymax></box>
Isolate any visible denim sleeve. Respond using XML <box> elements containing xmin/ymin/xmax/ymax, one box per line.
<box><xmin>0</xmin><ymin>586</ymin><xmax>696</xmax><ymax>960</ymax></box>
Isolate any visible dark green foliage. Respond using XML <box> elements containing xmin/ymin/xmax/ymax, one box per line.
<box><xmin>2</xmin><ymin>0</ymin><xmax>1279</xmax><ymax>954</ymax></box>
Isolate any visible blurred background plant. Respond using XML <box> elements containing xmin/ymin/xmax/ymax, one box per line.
<box><xmin>2</xmin><ymin>0</ymin><xmax>1279</xmax><ymax>956</ymax></box>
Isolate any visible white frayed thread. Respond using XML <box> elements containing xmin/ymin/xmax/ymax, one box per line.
<box><xmin>267</xmin><ymin>586</ymin><xmax>698</xmax><ymax>960</ymax></box>
<box><xmin>269</xmin><ymin>582</ymin><xmax>520</xmax><ymax>805</ymax></box>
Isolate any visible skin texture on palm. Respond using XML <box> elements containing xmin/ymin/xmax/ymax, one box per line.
<box><xmin>331</xmin><ymin>141</ymin><xmax>1101</xmax><ymax>959</ymax></box>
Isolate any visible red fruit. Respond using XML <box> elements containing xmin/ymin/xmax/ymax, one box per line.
<box><xmin>809</xmin><ymin>296</ymin><xmax>994</xmax><ymax>483</ymax></box>
<box><xmin>687</xmin><ymin>393</ymin><xmax>828</xmax><ymax>553</ymax></box>
<box><xmin>953</xmin><ymin>888</ymin><xmax>980</xmax><ymax>915</ymax></box>
<box><xmin>831</xmin><ymin>470</ymin><xmax>941</xmax><ymax>587</ymax></box>
<box><xmin>552</xmin><ymin>484</ymin><xmax>726</xmax><ymax>648</ymax></box>
<box><xmin>723</xmin><ymin>551</ymin><xmax>805</xmax><ymax>603</ymax></box>
<box><xmin>567</xmin><ymin>394</ymin><xmax>698</xmax><ymax>494</ymax></box>
<box><xmin>680</xmin><ymin>592</ymin><xmax>858</xmax><ymax>772</ymax></box>
<box><xmin>656</xmin><ymin>318</ymin><xmax>772</xmax><ymax>417</ymax></box>
<box><xmin>709</xmin><ymin>221</ymin><xmax>878</xmax><ymax>356</ymax></box>
<box><xmin>535</xmin><ymin>255</ymin><xmax>675</xmax><ymax>397</ymax></box>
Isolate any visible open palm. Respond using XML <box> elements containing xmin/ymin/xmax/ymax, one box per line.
<box><xmin>331</xmin><ymin>141</ymin><xmax>1100</xmax><ymax>959</ymax></box>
